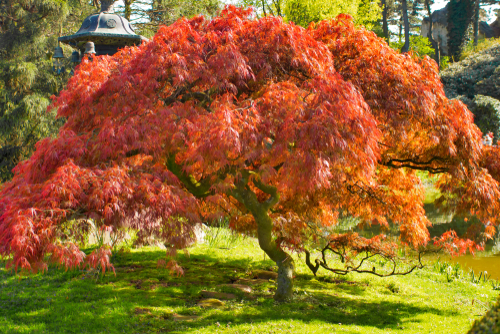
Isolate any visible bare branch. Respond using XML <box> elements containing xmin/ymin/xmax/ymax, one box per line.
<box><xmin>304</xmin><ymin>234</ymin><xmax>442</xmax><ymax>278</ymax></box>
<box><xmin>381</xmin><ymin>156</ymin><xmax>449</xmax><ymax>173</ymax></box>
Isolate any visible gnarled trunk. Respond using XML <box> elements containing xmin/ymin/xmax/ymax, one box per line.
<box><xmin>255</xmin><ymin>213</ymin><xmax>294</xmax><ymax>302</ymax></box>
<box><xmin>231</xmin><ymin>175</ymin><xmax>294</xmax><ymax>302</ymax></box>
<box><xmin>275</xmin><ymin>255</ymin><xmax>294</xmax><ymax>301</ymax></box>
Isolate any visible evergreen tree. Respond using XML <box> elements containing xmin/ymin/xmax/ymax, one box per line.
<box><xmin>447</xmin><ymin>0</ymin><xmax>475</xmax><ymax>61</ymax></box>
<box><xmin>115</xmin><ymin>0</ymin><xmax>222</xmax><ymax>37</ymax></box>
<box><xmin>0</xmin><ymin>0</ymin><xmax>94</xmax><ymax>181</ymax></box>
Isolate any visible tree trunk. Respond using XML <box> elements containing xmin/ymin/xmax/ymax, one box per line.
<box><xmin>231</xmin><ymin>176</ymin><xmax>294</xmax><ymax>302</ymax></box>
<box><xmin>400</xmin><ymin>0</ymin><xmax>410</xmax><ymax>53</ymax></box>
<box><xmin>124</xmin><ymin>0</ymin><xmax>133</xmax><ymax>21</ymax></box>
<box><xmin>381</xmin><ymin>0</ymin><xmax>390</xmax><ymax>45</ymax></box>
<box><xmin>255</xmin><ymin>213</ymin><xmax>294</xmax><ymax>301</ymax></box>
<box><xmin>399</xmin><ymin>20</ymin><xmax>402</xmax><ymax>44</ymax></box>
<box><xmin>425</xmin><ymin>0</ymin><xmax>441</xmax><ymax>69</ymax></box>
<box><xmin>473</xmin><ymin>0</ymin><xmax>480</xmax><ymax>46</ymax></box>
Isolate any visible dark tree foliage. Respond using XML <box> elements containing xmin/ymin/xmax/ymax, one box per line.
<box><xmin>447</xmin><ymin>0</ymin><xmax>475</xmax><ymax>61</ymax></box>
<box><xmin>0</xmin><ymin>0</ymin><xmax>94</xmax><ymax>181</ymax></box>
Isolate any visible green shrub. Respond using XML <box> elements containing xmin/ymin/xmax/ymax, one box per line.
<box><xmin>440</xmin><ymin>44</ymin><xmax>500</xmax><ymax>100</ymax></box>
<box><xmin>467</xmin><ymin>297</ymin><xmax>500</xmax><ymax>334</ymax></box>
<box><xmin>461</xmin><ymin>37</ymin><xmax>500</xmax><ymax>61</ymax></box>
<box><xmin>472</xmin><ymin>95</ymin><xmax>500</xmax><ymax>142</ymax></box>
<box><xmin>390</xmin><ymin>35</ymin><xmax>435</xmax><ymax>59</ymax></box>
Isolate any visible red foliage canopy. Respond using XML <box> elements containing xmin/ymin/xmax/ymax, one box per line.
<box><xmin>1</xmin><ymin>7</ymin><xmax>499</xmax><ymax>278</ymax></box>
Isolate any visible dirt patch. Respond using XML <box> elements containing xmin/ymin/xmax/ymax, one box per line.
<box><xmin>116</xmin><ymin>264</ymin><xmax>144</xmax><ymax>273</ymax></box>
<box><xmin>134</xmin><ymin>307</ymin><xmax>151</xmax><ymax>315</ymax></box>
<box><xmin>172</xmin><ymin>314</ymin><xmax>200</xmax><ymax>321</ymax></box>
<box><xmin>330</xmin><ymin>280</ymin><xmax>369</xmax><ymax>286</ymax></box>
<box><xmin>200</xmin><ymin>290</ymin><xmax>237</xmax><ymax>300</ymax></box>
<box><xmin>197</xmin><ymin>298</ymin><xmax>225</xmax><ymax>308</ymax></box>
<box><xmin>236</xmin><ymin>278</ymin><xmax>269</xmax><ymax>285</ymax></box>
<box><xmin>129</xmin><ymin>279</ymin><xmax>143</xmax><ymax>289</ymax></box>
<box><xmin>218</xmin><ymin>284</ymin><xmax>253</xmax><ymax>293</ymax></box>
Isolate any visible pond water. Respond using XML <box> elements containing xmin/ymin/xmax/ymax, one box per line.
<box><xmin>341</xmin><ymin>203</ymin><xmax>500</xmax><ymax>280</ymax></box>
<box><xmin>424</xmin><ymin>204</ymin><xmax>500</xmax><ymax>280</ymax></box>
<box><xmin>439</xmin><ymin>252</ymin><xmax>500</xmax><ymax>281</ymax></box>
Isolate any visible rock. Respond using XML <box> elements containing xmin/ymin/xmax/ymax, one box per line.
<box><xmin>253</xmin><ymin>270</ymin><xmax>278</xmax><ymax>280</ymax></box>
<box><xmin>218</xmin><ymin>284</ymin><xmax>253</xmax><ymax>293</ymax></box>
<box><xmin>200</xmin><ymin>290</ymin><xmax>237</xmax><ymax>300</ymax></box>
<box><xmin>134</xmin><ymin>307</ymin><xmax>151</xmax><ymax>315</ymax></box>
<box><xmin>197</xmin><ymin>298</ymin><xmax>225</xmax><ymax>308</ymax></box>
<box><xmin>193</xmin><ymin>224</ymin><xmax>208</xmax><ymax>244</ymax></box>
<box><xmin>172</xmin><ymin>314</ymin><xmax>200</xmax><ymax>321</ymax></box>
<box><xmin>236</xmin><ymin>278</ymin><xmax>269</xmax><ymax>285</ymax></box>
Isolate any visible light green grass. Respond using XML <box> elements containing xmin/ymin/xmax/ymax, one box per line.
<box><xmin>460</xmin><ymin>37</ymin><xmax>500</xmax><ymax>61</ymax></box>
<box><xmin>0</xmin><ymin>237</ymin><xmax>498</xmax><ymax>334</ymax></box>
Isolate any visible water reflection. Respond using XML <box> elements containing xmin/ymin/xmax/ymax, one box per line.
<box><xmin>432</xmin><ymin>252</ymin><xmax>500</xmax><ymax>281</ymax></box>
<box><xmin>336</xmin><ymin>204</ymin><xmax>500</xmax><ymax>280</ymax></box>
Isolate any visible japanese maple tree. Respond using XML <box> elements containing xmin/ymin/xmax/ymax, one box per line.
<box><xmin>1</xmin><ymin>6</ymin><xmax>499</xmax><ymax>302</ymax></box>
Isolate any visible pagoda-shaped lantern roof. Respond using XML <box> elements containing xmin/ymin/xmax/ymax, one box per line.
<box><xmin>58</xmin><ymin>0</ymin><xmax>147</xmax><ymax>56</ymax></box>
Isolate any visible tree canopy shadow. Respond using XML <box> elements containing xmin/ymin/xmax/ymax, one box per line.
<box><xmin>0</xmin><ymin>248</ymin><xmax>458</xmax><ymax>333</ymax></box>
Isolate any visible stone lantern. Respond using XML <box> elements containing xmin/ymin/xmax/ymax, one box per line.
<box><xmin>58</xmin><ymin>0</ymin><xmax>147</xmax><ymax>58</ymax></box>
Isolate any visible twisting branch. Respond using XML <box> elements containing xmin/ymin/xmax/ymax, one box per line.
<box><xmin>252</xmin><ymin>175</ymin><xmax>279</xmax><ymax>210</ymax></box>
<box><xmin>346</xmin><ymin>182</ymin><xmax>386</xmax><ymax>205</ymax></box>
<box><xmin>305</xmin><ymin>250</ymin><xmax>320</xmax><ymax>275</ymax></box>
<box><xmin>304</xmin><ymin>233</ymin><xmax>437</xmax><ymax>277</ymax></box>
<box><xmin>161</xmin><ymin>80</ymin><xmax>214</xmax><ymax>112</ymax></box>
<box><xmin>382</xmin><ymin>156</ymin><xmax>449</xmax><ymax>174</ymax></box>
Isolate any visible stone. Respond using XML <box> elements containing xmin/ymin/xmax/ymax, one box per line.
<box><xmin>236</xmin><ymin>278</ymin><xmax>269</xmax><ymax>285</ymax></box>
<box><xmin>197</xmin><ymin>298</ymin><xmax>225</xmax><ymax>308</ymax></box>
<box><xmin>218</xmin><ymin>284</ymin><xmax>253</xmax><ymax>293</ymax></box>
<box><xmin>200</xmin><ymin>290</ymin><xmax>237</xmax><ymax>300</ymax></box>
<box><xmin>253</xmin><ymin>270</ymin><xmax>278</xmax><ymax>280</ymax></box>
<box><xmin>134</xmin><ymin>307</ymin><xmax>151</xmax><ymax>315</ymax></box>
<box><xmin>172</xmin><ymin>314</ymin><xmax>200</xmax><ymax>321</ymax></box>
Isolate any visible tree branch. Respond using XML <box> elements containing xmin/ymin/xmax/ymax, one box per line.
<box><xmin>304</xmin><ymin>235</ymin><xmax>441</xmax><ymax>278</ymax></box>
<box><xmin>165</xmin><ymin>155</ymin><xmax>214</xmax><ymax>198</ymax></box>
<box><xmin>251</xmin><ymin>175</ymin><xmax>279</xmax><ymax>210</ymax></box>
<box><xmin>382</xmin><ymin>156</ymin><xmax>449</xmax><ymax>173</ymax></box>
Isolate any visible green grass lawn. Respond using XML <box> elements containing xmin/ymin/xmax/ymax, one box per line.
<box><xmin>0</xmin><ymin>237</ymin><xmax>499</xmax><ymax>334</ymax></box>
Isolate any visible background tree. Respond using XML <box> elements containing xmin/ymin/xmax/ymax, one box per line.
<box><xmin>474</xmin><ymin>0</ymin><xmax>480</xmax><ymax>46</ymax></box>
<box><xmin>0</xmin><ymin>0</ymin><xmax>94</xmax><ymax>181</ymax></box>
<box><xmin>400</xmin><ymin>0</ymin><xmax>411</xmax><ymax>52</ymax></box>
<box><xmin>233</xmin><ymin>0</ymin><xmax>284</xmax><ymax>17</ymax></box>
<box><xmin>283</xmin><ymin>0</ymin><xmax>382</xmax><ymax>29</ymax></box>
<box><xmin>1</xmin><ymin>6</ymin><xmax>499</xmax><ymax>302</ymax></box>
<box><xmin>447</xmin><ymin>0</ymin><xmax>475</xmax><ymax>61</ymax></box>
<box><xmin>423</xmin><ymin>0</ymin><xmax>441</xmax><ymax>67</ymax></box>
<box><xmin>380</xmin><ymin>0</ymin><xmax>397</xmax><ymax>44</ymax></box>
<box><xmin>115</xmin><ymin>0</ymin><xmax>222</xmax><ymax>37</ymax></box>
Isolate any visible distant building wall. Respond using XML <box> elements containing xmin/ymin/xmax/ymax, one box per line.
<box><xmin>421</xmin><ymin>21</ymin><xmax>449</xmax><ymax>55</ymax></box>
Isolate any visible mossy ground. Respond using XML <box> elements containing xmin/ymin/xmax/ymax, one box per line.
<box><xmin>0</xmin><ymin>238</ymin><xmax>499</xmax><ymax>334</ymax></box>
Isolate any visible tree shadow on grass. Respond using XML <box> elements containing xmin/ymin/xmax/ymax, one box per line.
<box><xmin>0</xmin><ymin>248</ymin><xmax>455</xmax><ymax>333</ymax></box>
